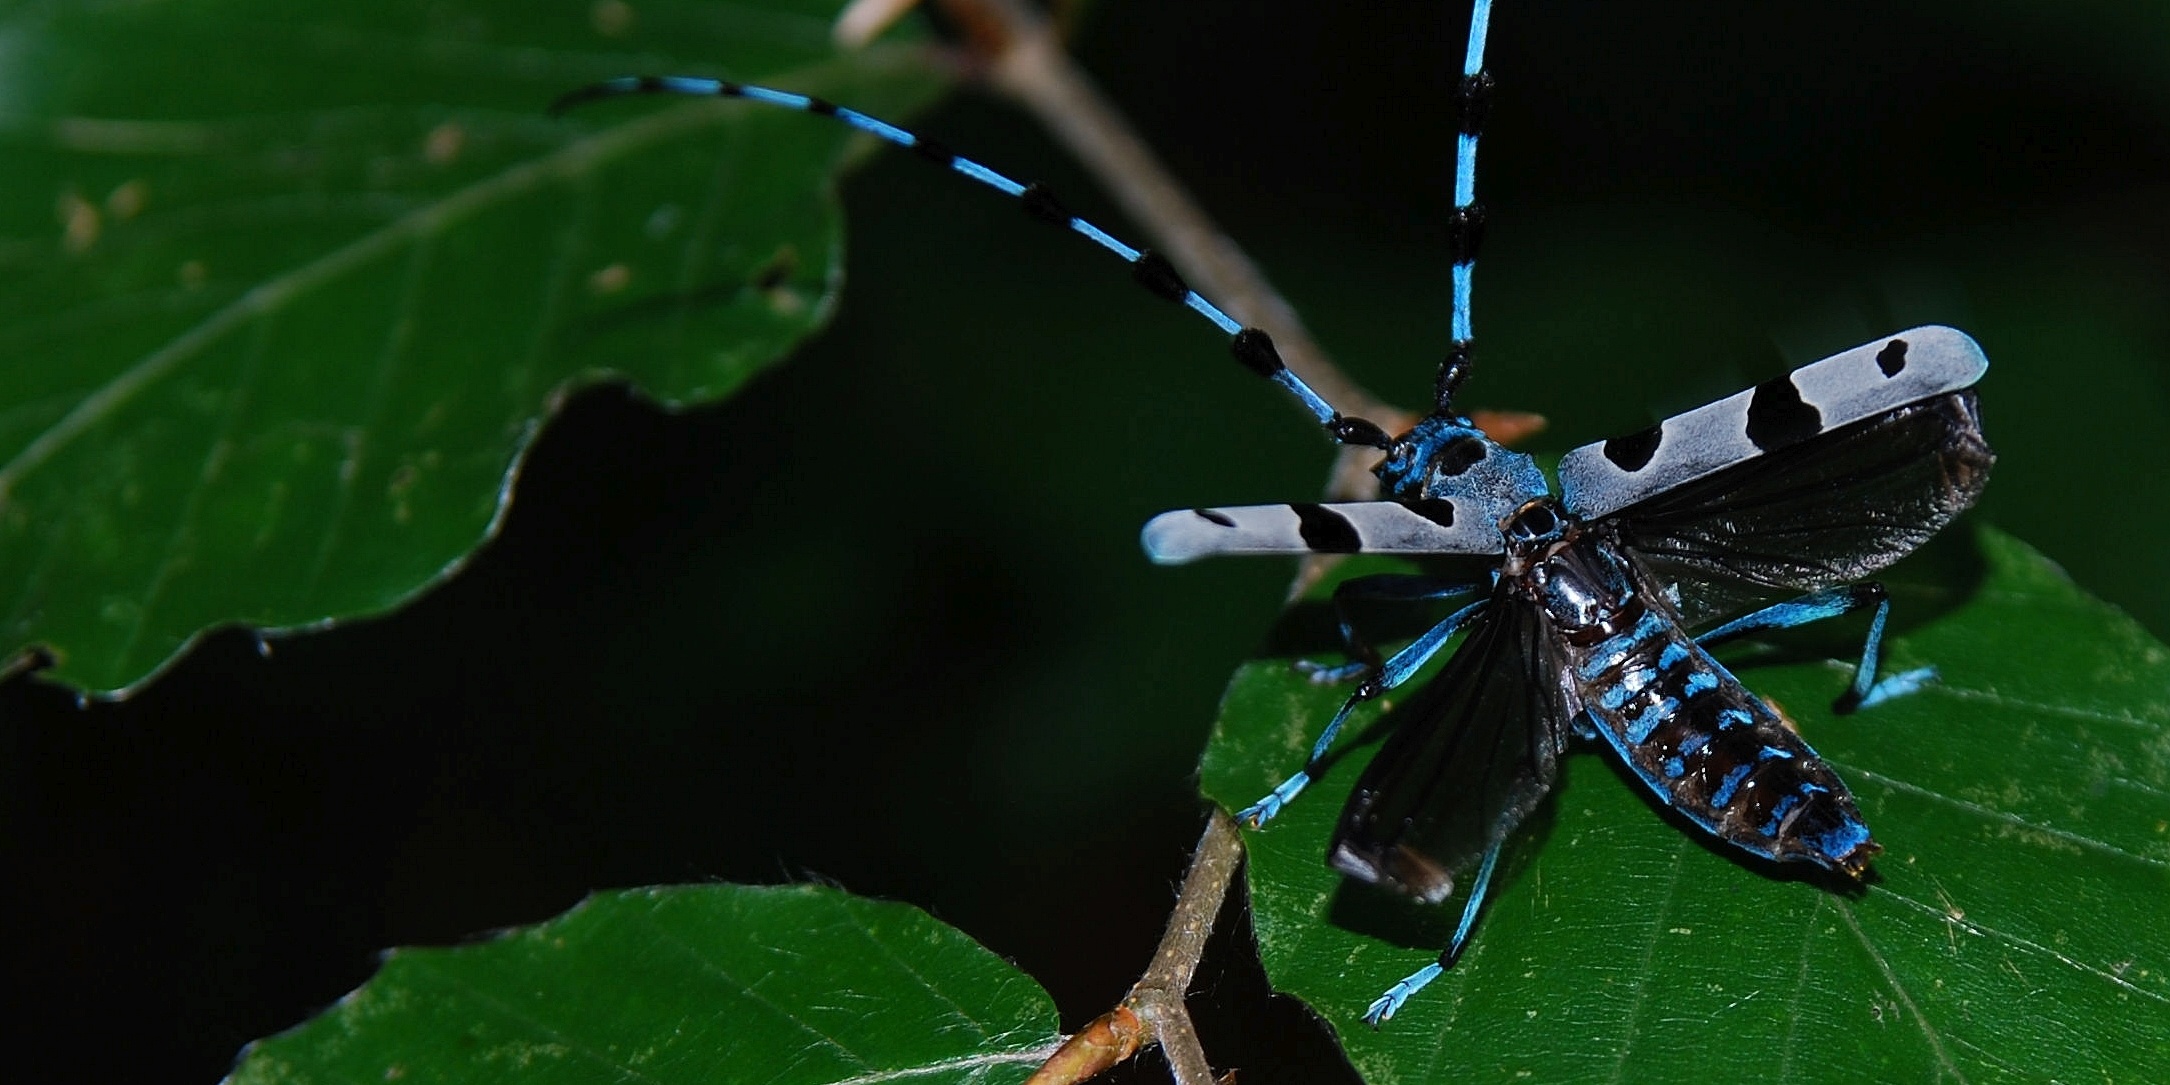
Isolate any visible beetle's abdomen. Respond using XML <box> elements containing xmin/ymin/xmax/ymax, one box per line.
<box><xmin>1572</xmin><ymin>610</ymin><xmax>1879</xmax><ymax>876</ymax></box>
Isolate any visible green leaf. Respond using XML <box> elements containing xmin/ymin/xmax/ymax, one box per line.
<box><xmin>228</xmin><ymin>883</ymin><xmax>1063</xmax><ymax>1084</ymax></box>
<box><xmin>0</xmin><ymin>0</ymin><xmax>946</xmax><ymax>695</ymax></box>
<box><xmin>1202</xmin><ymin>527</ymin><xmax>2170</xmax><ymax>1084</ymax></box>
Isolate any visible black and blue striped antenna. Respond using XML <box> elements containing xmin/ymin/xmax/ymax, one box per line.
<box><xmin>552</xmin><ymin>0</ymin><xmax>1498</xmax><ymax>445</ymax></box>
<box><xmin>551</xmin><ymin>75</ymin><xmax>1394</xmax><ymax>449</ymax></box>
<box><xmin>1437</xmin><ymin>0</ymin><xmax>1494</xmax><ymax>415</ymax></box>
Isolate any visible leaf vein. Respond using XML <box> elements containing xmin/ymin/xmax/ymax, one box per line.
<box><xmin>0</xmin><ymin>97</ymin><xmax>772</xmax><ymax>512</ymax></box>
<box><xmin>1606</xmin><ymin>835</ymin><xmax>1686</xmax><ymax>1085</ymax></box>
<box><xmin>1834</xmin><ymin>898</ymin><xmax>1969</xmax><ymax>1084</ymax></box>
<box><xmin>827</xmin><ymin>894</ymin><xmax>999</xmax><ymax>1043</ymax></box>
<box><xmin>1929</xmin><ymin>684</ymin><xmax>2166</xmax><ymax>732</ymax></box>
<box><xmin>1775</xmin><ymin>893</ymin><xmax>1822</xmax><ymax>1085</ymax></box>
<box><xmin>817</xmin><ymin>1043</ymin><xmax>1066</xmax><ymax>1085</ymax></box>
<box><xmin>1876</xmin><ymin>887</ymin><xmax>2170</xmax><ymax>1006</ymax></box>
<box><xmin>400</xmin><ymin>952</ymin><xmax>678</xmax><ymax>1085</ymax></box>
<box><xmin>639</xmin><ymin>918</ymin><xmax>879</xmax><ymax>1071</ymax></box>
<box><xmin>115</xmin><ymin>308</ymin><xmax>279</xmax><ymax>670</ymax></box>
<box><xmin>1840</xmin><ymin>765</ymin><xmax>2169</xmax><ymax>870</ymax></box>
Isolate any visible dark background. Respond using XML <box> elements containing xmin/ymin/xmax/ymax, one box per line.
<box><xmin>3</xmin><ymin>2</ymin><xmax>2165</xmax><ymax>1081</ymax></box>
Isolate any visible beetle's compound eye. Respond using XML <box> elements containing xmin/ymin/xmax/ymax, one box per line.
<box><xmin>1504</xmin><ymin>499</ymin><xmax>1561</xmax><ymax>544</ymax></box>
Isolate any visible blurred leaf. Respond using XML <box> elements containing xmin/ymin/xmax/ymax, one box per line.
<box><xmin>1203</xmin><ymin>527</ymin><xmax>2170</xmax><ymax>1083</ymax></box>
<box><xmin>228</xmin><ymin>883</ymin><xmax>1062</xmax><ymax>1084</ymax></box>
<box><xmin>0</xmin><ymin>0</ymin><xmax>945</xmax><ymax>695</ymax></box>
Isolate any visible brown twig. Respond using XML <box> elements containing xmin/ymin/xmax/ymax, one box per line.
<box><xmin>1023</xmin><ymin>809</ymin><xmax>1243</xmax><ymax>1085</ymax></box>
<box><xmin>1125</xmin><ymin>807</ymin><xmax>1243</xmax><ymax>1083</ymax></box>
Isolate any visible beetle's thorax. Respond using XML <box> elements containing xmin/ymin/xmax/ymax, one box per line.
<box><xmin>1497</xmin><ymin>498</ymin><xmax>1649</xmax><ymax>647</ymax></box>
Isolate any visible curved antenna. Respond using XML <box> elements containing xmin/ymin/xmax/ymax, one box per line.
<box><xmin>1438</xmin><ymin>0</ymin><xmax>1495</xmax><ymax>414</ymax></box>
<box><xmin>552</xmin><ymin>76</ymin><xmax>1391</xmax><ymax>450</ymax></box>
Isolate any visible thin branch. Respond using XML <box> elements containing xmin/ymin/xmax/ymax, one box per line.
<box><xmin>1024</xmin><ymin>810</ymin><xmax>1243</xmax><ymax>1085</ymax></box>
<box><xmin>834</xmin><ymin>0</ymin><xmax>923</xmax><ymax>48</ymax></box>
<box><xmin>1127</xmin><ymin>808</ymin><xmax>1244</xmax><ymax>1084</ymax></box>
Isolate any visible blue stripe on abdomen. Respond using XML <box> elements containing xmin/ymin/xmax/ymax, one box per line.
<box><xmin>1576</xmin><ymin>626</ymin><xmax>1874</xmax><ymax>874</ymax></box>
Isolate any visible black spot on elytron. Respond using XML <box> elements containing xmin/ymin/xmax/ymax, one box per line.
<box><xmin>1130</xmin><ymin>250</ymin><xmax>1189</xmax><ymax>302</ymax></box>
<box><xmin>1193</xmin><ymin>508</ymin><xmax>1236</xmax><ymax>528</ymax></box>
<box><xmin>1019</xmin><ymin>182</ymin><xmax>1070</xmax><ymax>226</ymax></box>
<box><xmin>1231</xmin><ymin>328</ymin><xmax>1286</xmax><ymax>377</ymax></box>
<box><xmin>1745</xmin><ymin>375</ymin><xmax>1822</xmax><ymax>451</ymax></box>
<box><xmin>1876</xmin><ymin>339</ymin><xmax>1909</xmax><ymax>377</ymax></box>
<box><xmin>1446</xmin><ymin>204</ymin><xmax>1486</xmax><ymax>266</ymax></box>
<box><xmin>1602</xmin><ymin>424</ymin><xmax>1664</xmax><ymax>472</ymax></box>
<box><xmin>910</xmin><ymin>135</ymin><xmax>955</xmax><ymax>167</ymax></box>
<box><xmin>1292</xmin><ymin>504</ymin><xmax>1362</xmax><ymax>553</ymax></box>
<box><xmin>1429</xmin><ymin>436</ymin><xmax>1488</xmax><ymax>477</ymax></box>
<box><xmin>1408</xmin><ymin>498</ymin><xmax>1457</xmax><ymax>527</ymax></box>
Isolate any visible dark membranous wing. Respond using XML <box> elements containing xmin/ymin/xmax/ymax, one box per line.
<box><xmin>1328</xmin><ymin>596</ymin><xmax>1575</xmax><ymax>905</ymax></box>
<box><xmin>1608</xmin><ymin>391</ymin><xmax>1993</xmax><ymax>628</ymax></box>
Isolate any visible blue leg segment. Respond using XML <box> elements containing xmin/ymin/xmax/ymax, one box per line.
<box><xmin>1693</xmin><ymin>583</ymin><xmax>1933</xmax><ymax>715</ymax></box>
<box><xmin>1239</xmin><ymin>597</ymin><xmax>1488</xmax><ymax>828</ymax></box>
<box><xmin>549</xmin><ymin>75</ymin><xmax>1392</xmax><ymax>448</ymax></box>
<box><xmin>1297</xmin><ymin>575</ymin><xmax>1484</xmax><ymax>684</ymax></box>
<box><xmin>1363</xmin><ymin>830</ymin><xmax>1506</xmax><ymax>1026</ymax></box>
<box><xmin>1294</xmin><ymin>658</ymin><xmax>1375</xmax><ymax>685</ymax></box>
